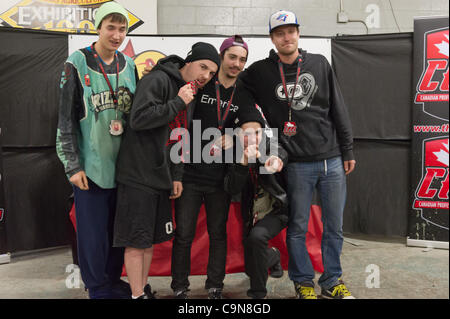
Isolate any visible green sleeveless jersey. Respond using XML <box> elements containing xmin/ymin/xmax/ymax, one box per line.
<box><xmin>56</xmin><ymin>45</ymin><xmax>137</xmax><ymax>189</ymax></box>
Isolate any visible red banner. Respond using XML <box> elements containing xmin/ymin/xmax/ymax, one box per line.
<box><xmin>70</xmin><ymin>202</ymin><xmax>325</xmax><ymax>276</ymax></box>
<box><xmin>409</xmin><ymin>17</ymin><xmax>449</xmax><ymax>244</ymax></box>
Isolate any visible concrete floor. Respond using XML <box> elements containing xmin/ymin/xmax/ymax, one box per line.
<box><xmin>0</xmin><ymin>234</ymin><xmax>448</xmax><ymax>299</ymax></box>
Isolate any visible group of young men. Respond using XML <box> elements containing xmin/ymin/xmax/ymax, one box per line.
<box><xmin>56</xmin><ymin>1</ymin><xmax>356</xmax><ymax>300</ymax></box>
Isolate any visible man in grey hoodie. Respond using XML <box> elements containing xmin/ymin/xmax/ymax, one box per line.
<box><xmin>113</xmin><ymin>42</ymin><xmax>220</xmax><ymax>299</ymax></box>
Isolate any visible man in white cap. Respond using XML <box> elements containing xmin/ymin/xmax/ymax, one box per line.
<box><xmin>56</xmin><ymin>1</ymin><xmax>137</xmax><ymax>299</ymax></box>
<box><xmin>240</xmin><ymin>10</ymin><xmax>356</xmax><ymax>299</ymax></box>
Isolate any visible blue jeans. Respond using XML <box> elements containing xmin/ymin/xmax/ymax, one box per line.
<box><xmin>285</xmin><ymin>156</ymin><xmax>346</xmax><ymax>290</ymax></box>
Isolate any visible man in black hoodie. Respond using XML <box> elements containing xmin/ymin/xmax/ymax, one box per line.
<box><xmin>170</xmin><ymin>36</ymin><xmax>256</xmax><ymax>299</ymax></box>
<box><xmin>113</xmin><ymin>42</ymin><xmax>220</xmax><ymax>299</ymax></box>
<box><xmin>240</xmin><ymin>10</ymin><xmax>356</xmax><ymax>299</ymax></box>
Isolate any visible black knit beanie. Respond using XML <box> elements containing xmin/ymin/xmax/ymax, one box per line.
<box><xmin>235</xmin><ymin>107</ymin><xmax>266</xmax><ymax>129</ymax></box>
<box><xmin>185</xmin><ymin>42</ymin><xmax>221</xmax><ymax>69</ymax></box>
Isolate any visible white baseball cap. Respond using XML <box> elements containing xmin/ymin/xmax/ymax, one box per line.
<box><xmin>269</xmin><ymin>10</ymin><xmax>299</xmax><ymax>33</ymax></box>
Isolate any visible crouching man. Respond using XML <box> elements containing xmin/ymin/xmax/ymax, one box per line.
<box><xmin>225</xmin><ymin>110</ymin><xmax>287</xmax><ymax>299</ymax></box>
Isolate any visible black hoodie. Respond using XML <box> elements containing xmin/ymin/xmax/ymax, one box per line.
<box><xmin>115</xmin><ymin>55</ymin><xmax>187</xmax><ymax>191</ymax></box>
<box><xmin>240</xmin><ymin>49</ymin><xmax>354</xmax><ymax>162</ymax></box>
<box><xmin>181</xmin><ymin>77</ymin><xmax>256</xmax><ymax>188</ymax></box>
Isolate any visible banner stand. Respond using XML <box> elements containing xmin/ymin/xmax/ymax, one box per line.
<box><xmin>0</xmin><ymin>253</ymin><xmax>10</xmax><ymax>265</ymax></box>
<box><xmin>408</xmin><ymin>16</ymin><xmax>449</xmax><ymax>248</ymax></box>
<box><xmin>407</xmin><ymin>238</ymin><xmax>449</xmax><ymax>249</ymax></box>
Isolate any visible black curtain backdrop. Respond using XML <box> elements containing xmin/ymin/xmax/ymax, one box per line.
<box><xmin>332</xmin><ymin>33</ymin><xmax>413</xmax><ymax>236</ymax></box>
<box><xmin>0</xmin><ymin>28</ymin><xmax>68</xmax><ymax>147</ymax></box>
<box><xmin>0</xmin><ymin>27</ymin><xmax>72</xmax><ymax>252</ymax></box>
<box><xmin>345</xmin><ymin>140</ymin><xmax>411</xmax><ymax>236</ymax></box>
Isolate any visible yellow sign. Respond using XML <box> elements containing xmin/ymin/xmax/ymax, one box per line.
<box><xmin>134</xmin><ymin>50</ymin><xmax>166</xmax><ymax>79</ymax></box>
<box><xmin>121</xmin><ymin>40</ymin><xmax>166</xmax><ymax>79</ymax></box>
<box><xmin>0</xmin><ymin>0</ymin><xmax>143</xmax><ymax>33</ymax></box>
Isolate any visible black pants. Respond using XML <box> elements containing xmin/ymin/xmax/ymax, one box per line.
<box><xmin>244</xmin><ymin>213</ymin><xmax>286</xmax><ymax>299</ymax></box>
<box><xmin>171</xmin><ymin>183</ymin><xmax>231</xmax><ymax>291</ymax></box>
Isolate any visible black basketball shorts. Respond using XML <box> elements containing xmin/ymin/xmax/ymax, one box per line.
<box><xmin>113</xmin><ymin>183</ymin><xmax>174</xmax><ymax>249</ymax></box>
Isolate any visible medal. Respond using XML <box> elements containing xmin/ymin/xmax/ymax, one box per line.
<box><xmin>209</xmin><ymin>144</ymin><xmax>221</xmax><ymax>156</ymax></box>
<box><xmin>283</xmin><ymin>121</ymin><xmax>297</xmax><ymax>136</ymax></box>
<box><xmin>109</xmin><ymin>119</ymin><xmax>123</xmax><ymax>136</ymax></box>
<box><xmin>188</xmin><ymin>80</ymin><xmax>199</xmax><ymax>95</ymax></box>
<box><xmin>278</xmin><ymin>56</ymin><xmax>302</xmax><ymax>137</ymax></box>
<box><xmin>91</xmin><ymin>44</ymin><xmax>123</xmax><ymax>136</ymax></box>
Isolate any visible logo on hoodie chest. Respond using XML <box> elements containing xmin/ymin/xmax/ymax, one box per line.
<box><xmin>199</xmin><ymin>93</ymin><xmax>239</xmax><ymax>113</ymax></box>
<box><xmin>90</xmin><ymin>87</ymin><xmax>133</xmax><ymax>119</ymax></box>
<box><xmin>275</xmin><ymin>72</ymin><xmax>318</xmax><ymax>111</ymax></box>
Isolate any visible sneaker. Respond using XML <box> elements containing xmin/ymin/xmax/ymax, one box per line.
<box><xmin>248</xmin><ymin>292</ymin><xmax>268</xmax><ymax>299</ymax></box>
<box><xmin>114</xmin><ymin>280</ymin><xmax>132</xmax><ymax>294</ymax></box>
<box><xmin>135</xmin><ymin>294</ymin><xmax>150</xmax><ymax>299</ymax></box>
<box><xmin>144</xmin><ymin>284</ymin><xmax>157</xmax><ymax>299</ymax></box>
<box><xmin>321</xmin><ymin>281</ymin><xmax>355</xmax><ymax>299</ymax></box>
<box><xmin>294</xmin><ymin>282</ymin><xmax>317</xmax><ymax>299</ymax></box>
<box><xmin>269</xmin><ymin>248</ymin><xmax>283</xmax><ymax>278</ymax></box>
<box><xmin>208</xmin><ymin>288</ymin><xmax>223</xmax><ymax>299</ymax></box>
<box><xmin>111</xmin><ymin>280</ymin><xmax>132</xmax><ymax>299</ymax></box>
<box><xmin>174</xmin><ymin>288</ymin><xmax>189</xmax><ymax>299</ymax></box>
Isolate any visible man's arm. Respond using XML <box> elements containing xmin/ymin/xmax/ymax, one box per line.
<box><xmin>129</xmin><ymin>73</ymin><xmax>193</xmax><ymax>131</ymax></box>
<box><xmin>56</xmin><ymin>62</ymin><xmax>88</xmax><ymax>188</ymax></box>
<box><xmin>327</xmin><ymin>60</ymin><xmax>356</xmax><ymax>174</ymax></box>
<box><xmin>169</xmin><ymin>142</ymin><xmax>184</xmax><ymax>199</ymax></box>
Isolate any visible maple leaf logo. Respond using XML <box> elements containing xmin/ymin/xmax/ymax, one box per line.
<box><xmin>433</xmin><ymin>140</ymin><xmax>449</xmax><ymax>167</ymax></box>
<box><xmin>434</xmin><ymin>33</ymin><xmax>449</xmax><ymax>58</ymax></box>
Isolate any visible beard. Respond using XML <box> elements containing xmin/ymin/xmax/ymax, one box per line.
<box><xmin>225</xmin><ymin>67</ymin><xmax>240</xmax><ymax>79</ymax></box>
<box><xmin>278</xmin><ymin>44</ymin><xmax>298</xmax><ymax>57</ymax></box>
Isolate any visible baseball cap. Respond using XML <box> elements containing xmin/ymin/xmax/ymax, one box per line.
<box><xmin>185</xmin><ymin>42</ymin><xmax>221</xmax><ymax>69</ymax></box>
<box><xmin>220</xmin><ymin>35</ymin><xmax>249</xmax><ymax>55</ymax></box>
<box><xmin>94</xmin><ymin>1</ymin><xmax>130</xmax><ymax>30</ymax></box>
<box><xmin>269</xmin><ymin>10</ymin><xmax>299</xmax><ymax>33</ymax></box>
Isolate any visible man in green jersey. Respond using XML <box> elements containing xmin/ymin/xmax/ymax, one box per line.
<box><xmin>56</xmin><ymin>1</ymin><xmax>138</xmax><ymax>299</ymax></box>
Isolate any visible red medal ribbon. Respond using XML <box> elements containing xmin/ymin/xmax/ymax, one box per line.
<box><xmin>278</xmin><ymin>56</ymin><xmax>302</xmax><ymax>110</ymax></box>
<box><xmin>91</xmin><ymin>44</ymin><xmax>120</xmax><ymax>107</ymax></box>
<box><xmin>249</xmin><ymin>167</ymin><xmax>259</xmax><ymax>226</ymax></box>
<box><xmin>215</xmin><ymin>80</ymin><xmax>237</xmax><ymax>131</ymax></box>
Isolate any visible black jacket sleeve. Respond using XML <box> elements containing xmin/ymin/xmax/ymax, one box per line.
<box><xmin>256</xmin><ymin>131</ymin><xmax>288</xmax><ymax>174</ymax></box>
<box><xmin>327</xmin><ymin>61</ymin><xmax>354</xmax><ymax>161</ymax></box>
<box><xmin>56</xmin><ymin>62</ymin><xmax>84</xmax><ymax>179</ymax></box>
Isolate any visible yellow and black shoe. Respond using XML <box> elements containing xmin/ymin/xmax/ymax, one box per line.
<box><xmin>321</xmin><ymin>281</ymin><xmax>355</xmax><ymax>299</ymax></box>
<box><xmin>294</xmin><ymin>282</ymin><xmax>317</xmax><ymax>299</ymax></box>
